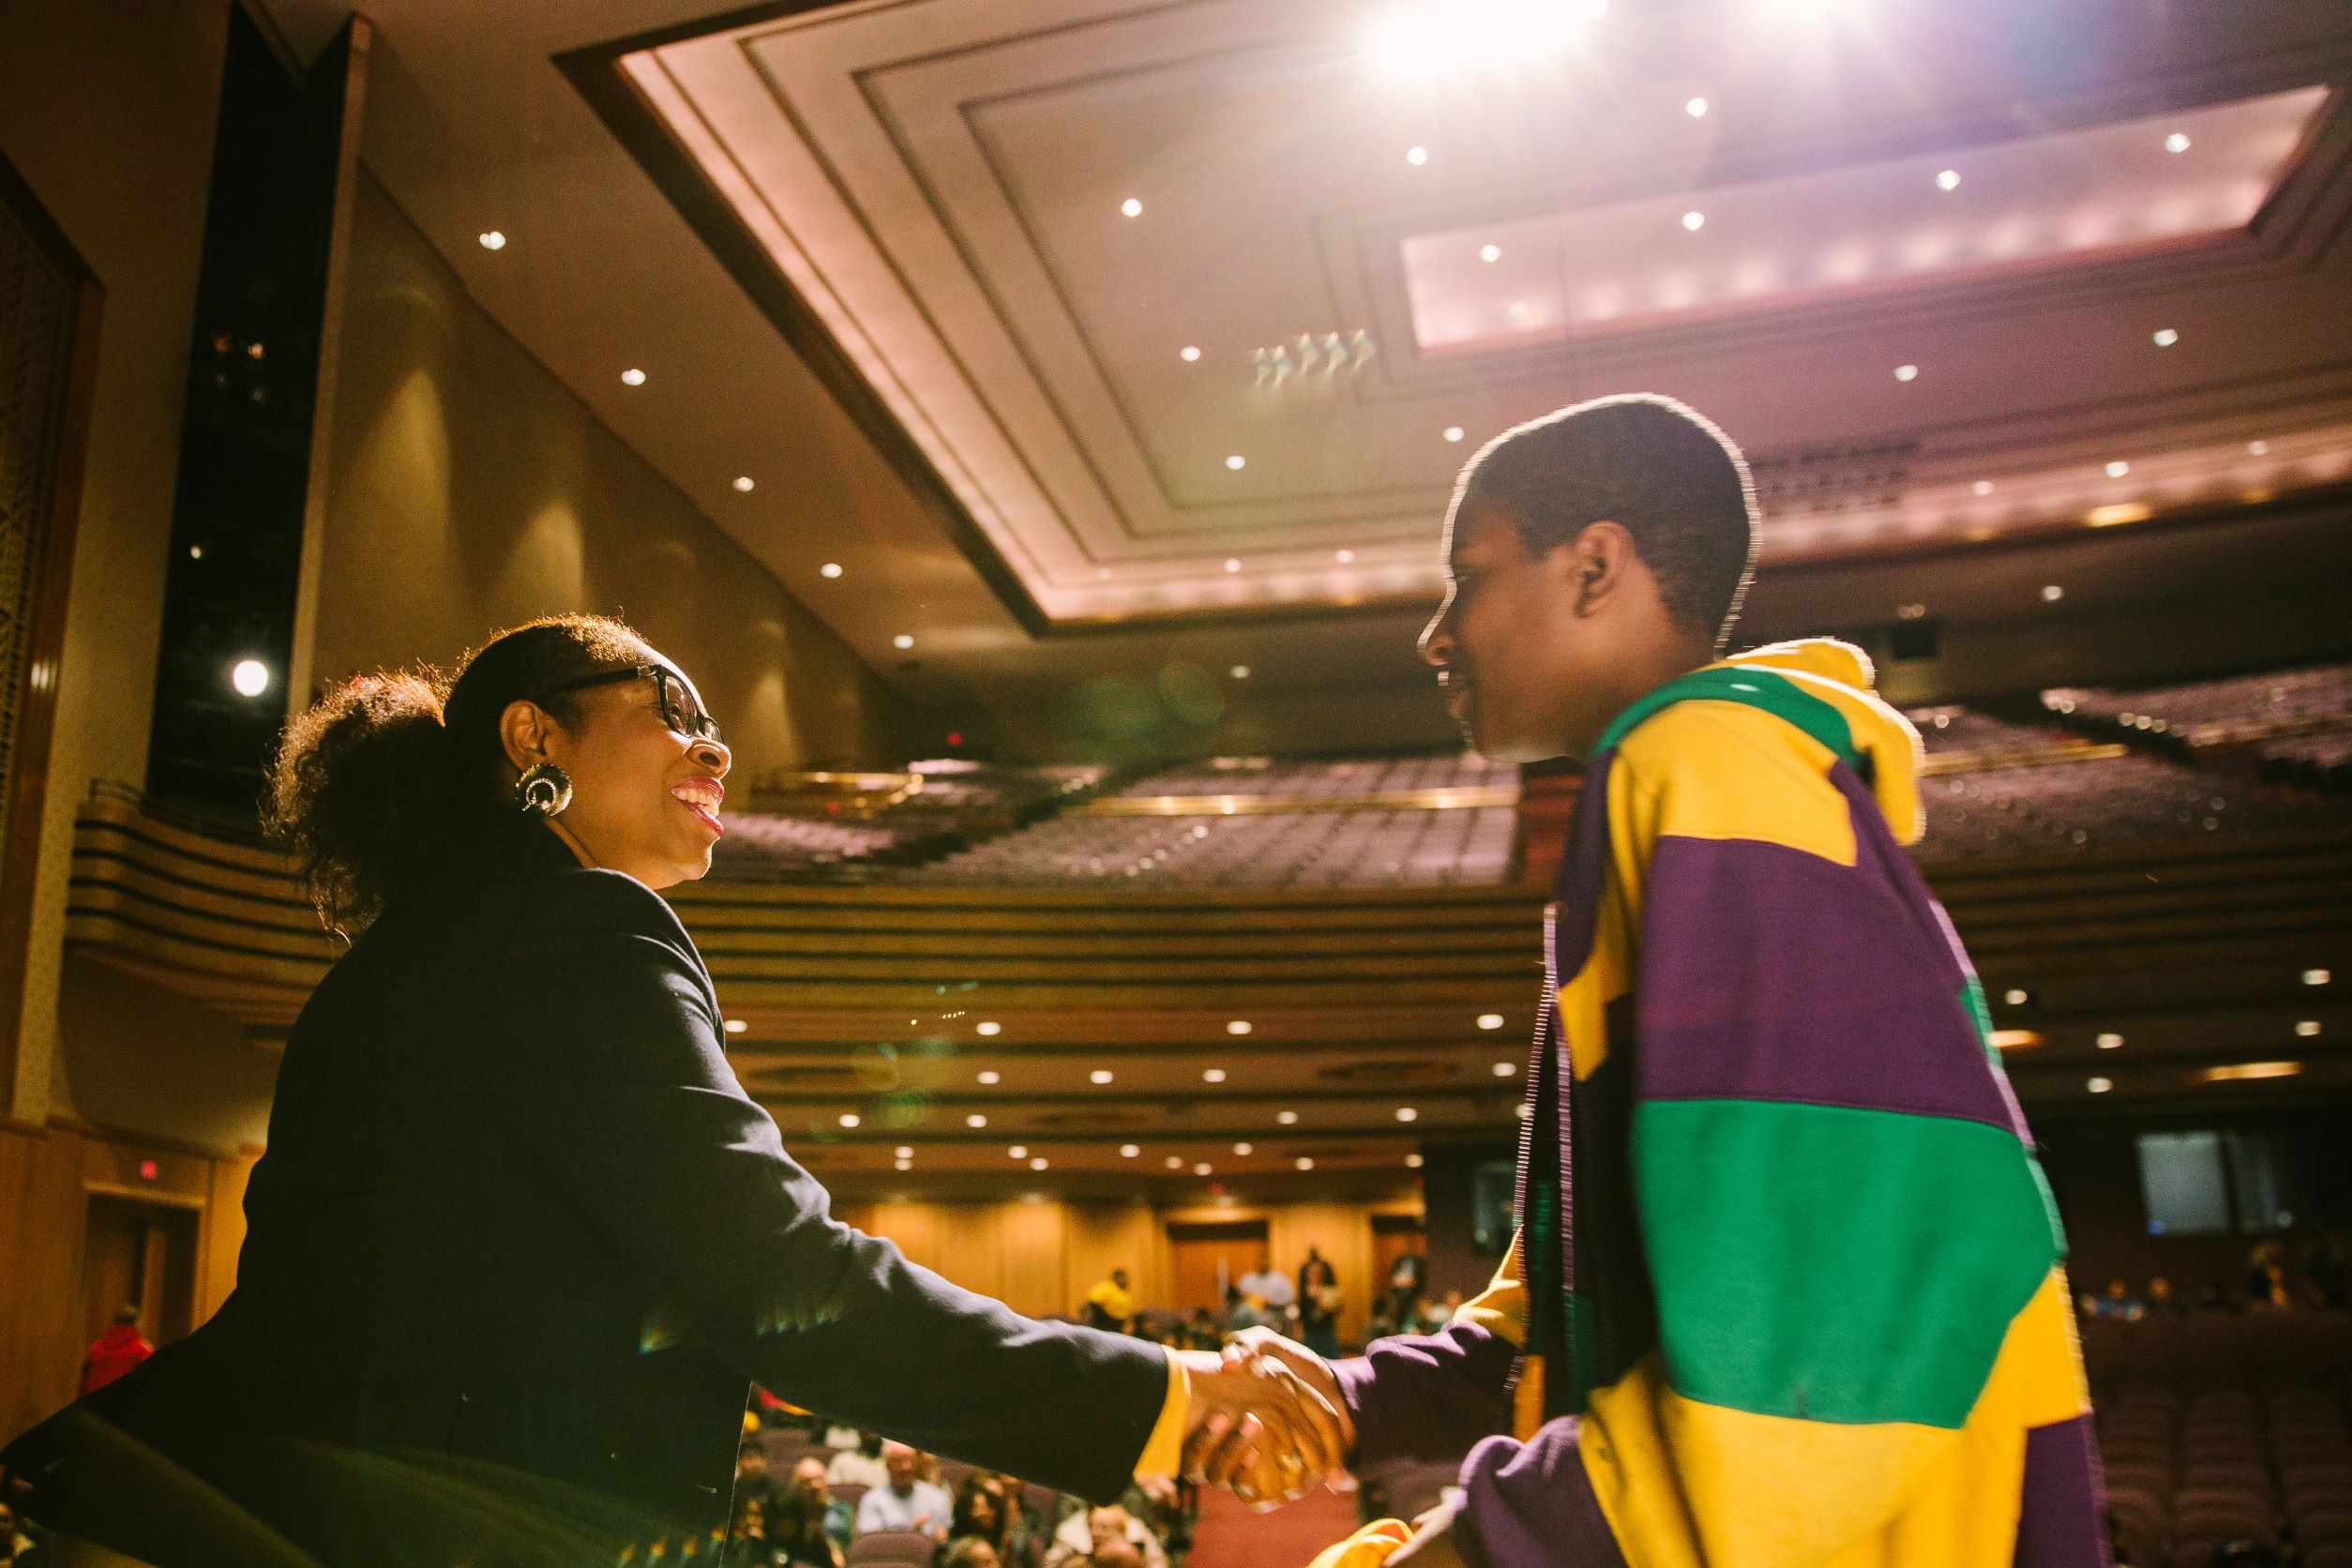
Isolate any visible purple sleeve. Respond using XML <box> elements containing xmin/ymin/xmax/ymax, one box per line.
<box><xmin>1328</xmin><ymin>1320</ymin><xmax>1518</xmax><ymax>1467</ymax></box>
<box><xmin>1454</xmin><ymin>1420</ymin><xmax>1627</xmax><ymax>1568</ymax></box>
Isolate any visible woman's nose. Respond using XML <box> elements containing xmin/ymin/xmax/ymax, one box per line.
<box><xmin>692</xmin><ymin>738</ymin><xmax>731</xmax><ymax>775</ymax></box>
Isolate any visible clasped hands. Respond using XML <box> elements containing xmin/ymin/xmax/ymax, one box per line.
<box><xmin>1175</xmin><ymin>1327</ymin><xmax>1351</xmax><ymax>1510</ymax></box>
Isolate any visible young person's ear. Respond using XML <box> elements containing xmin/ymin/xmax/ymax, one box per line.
<box><xmin>1555</xmin><ymin>520</ymin><xmax>1635</xmax><ymax>614</ymax></box>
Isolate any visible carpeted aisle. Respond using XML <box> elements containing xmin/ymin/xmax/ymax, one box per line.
<box><xmin>1186</xmin><ymin>1477</ymin><xmax>1362</xmax><ymax>1568</ymax></box>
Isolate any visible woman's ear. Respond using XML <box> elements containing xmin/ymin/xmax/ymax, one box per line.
<box><xmin>497</xmin><ymin>698</ymin><xmax>555</xmax><ymax>774</ymax></box>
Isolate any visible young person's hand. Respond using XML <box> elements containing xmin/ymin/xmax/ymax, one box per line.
<box><xmin>1176</xmin><ymin>1347</ymin><xmax>1349</xmax><ymax>1507</ymax></box>
<box><xmin>1217</xmin><ymin>1326</ymin><xmax>1349</xmax><ymax>1437</ymax></box>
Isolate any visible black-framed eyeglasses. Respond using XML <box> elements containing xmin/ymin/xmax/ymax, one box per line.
<box><xmin>538</xmin><ymin>664</ymin><xmax>723</xmax><ymax>747</ymax></box>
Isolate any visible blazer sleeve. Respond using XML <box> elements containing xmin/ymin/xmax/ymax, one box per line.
<box><xmin>481</xmin><ymin>868</ymin><xmax>1170</xmax><ymax>1502</ymax></box>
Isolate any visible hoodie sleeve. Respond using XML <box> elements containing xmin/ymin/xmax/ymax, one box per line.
<box><xmin>1455</xmin><ymin>692</ymin><xmax>2065</xmax><ymax>1568</ymax></box>
<box><xmin>1331</xmin><ymin>1250</ymin><xmax>1527</xmax><ymax>1467</ymax></box>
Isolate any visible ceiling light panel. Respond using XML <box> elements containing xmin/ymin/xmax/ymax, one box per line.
<box><xmin>1400</xmin><ymin>87</ymin><xmax>2323</xmax><ymax>355</ymax></box>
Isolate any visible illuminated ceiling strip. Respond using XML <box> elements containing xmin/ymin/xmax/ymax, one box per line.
<box><xmin>1079</xmin><ymin>785</ymin><xmax>1520</xmax><ymax>816</ymax></box>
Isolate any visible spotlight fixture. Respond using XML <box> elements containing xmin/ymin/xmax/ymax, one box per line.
<box><xmin>1479</xmin><ymin>244</ymin><xmax>1501</xmax><ymax>263</ymax></box>
<box><xmin>1120</xmin><ymin>197</ymin><xmax>1143</xmax><ymax>218</ymax></box>
<box><xmin>1681</xmin><ymin>211</ymin><xmax>1705</xmax><ymax>232</ymax></box>
<box><xmin>1296</xmin><ymin>1156</ymin><xmax>1316</xmax><ymax>1170</ymax></box>
<box><xmin>731</xmin><ymin>475</ymin><xmax>755</xmax><ymax>492</ymax></box>
<box><xmin>1121</xmin><ymin>1144</ymin><xmax>1140</xmax><ymax>1157</ymax></box>
<box><xmin>1090</xmin><ymin>1069</ymin><xmax>1115</xmax><ymax>1084</ymax></box>
<box><xmin>478</xmin><ymin>230</ymin><xmax>507</xmax><ymax>250</ymax></box>
<box><xmin>1180</xmin><ymin>345</ymin><xmax>1202</xmax><ymax>362</ymax></box>
<box><xmin>1685</xmin><ymin>97</ymin><xmax>1708</xmax><ymax>117</ymax></box>
<box><xmin>1443</xmin><ymin>426</ymin><xmax>1466</xmax><ymax>443</ymax></box>
<box><xmin>231</xmin><ymin>659</ymin><xmax>271</xmax><ymax>698</ymax></box>
<box><xmin>1477</xmin><ymin>1013</ymin><xmax>1504</xmax><ymax>1030</ymax></box>
<box><xmin>2151</xmin><ymin>328</ymin><xmax>2179</xmax><ymax>347</ymax></box>
<box><xmin>1277</xmin><ymin>1110</ymin><xmax>1299</xmax><ymax>1125</ymax></box>
<box><xmin>2088</xmin><ymin>1077</ymin><xmax>2113</xmax><ymax>1093</ymax></box>
<box><xmin>1406</xmin><ymin>145</ymin><xmax>1428</xmax><ymax>165</ymax></box>
<box><xmin>1203</xmin><ymin>1068</ymin><xmax>1227</xmax><ymax>1083</ymax></box>
<box><xmin>1225</xmin><ymin>455</ymin><xmax>1246</xmax><ymax>471</ymax></box>
<box><xmin>892</xmin><ymin>634</ymin><xmax>914</xmax><ymax>650</ymax></box>
<box><xmin>621</xmin><ymin>368</ymin><xmax>646</xmax><ymax>386</ymax></box>
<box><xmin>1894</xmin><ymin>364</ymin><xmax>1919</xmax><ymax>382</ymax></box>
<box><xmin>820</xmin><ymin>563</ymin><xmax>843</xmax><ymax>579</ymax></box>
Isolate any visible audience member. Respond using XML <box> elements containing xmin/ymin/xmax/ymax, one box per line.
<box><xmin>1090</xmin><ymin>1541</ymin><xmax>1144</xmax><ymax>1568</ymax></box>
<box><xmin>1225</xmin><ymin>1292</ymin><xmax>1270</xmax><ymax>1333</ymax></box>
<box><xmin>1178</xmin><ymin>1307</ymin><xmax>1221</xmax><ymax>1351</ymax></box>
<box><xmin>77</xmin><ymin>1304</ymin><xmax>152</xmax><ymax>1396</ymax></box>
<box><xmin>940</xmin><ymin>1539</ymin><xmax>1001</xmax><ymax>1568</ymax></box>
<box><xmin>1235</xmin><ymin>1257</ymin><xmax>1294</xmax><ymax>1313</ymax></box>
<box><xmin>827</xmin><ymin>1430</ymin><xmax>890</xmax><ymax>1489</ymax></box>
<box><xmin>727</xmin><ymin>1439</ymin><xmax>794</xmax><ymax>1566</ymax></box>
<box><xmin>856</xmin><ymin>1442</ymin><xmax>954</xmax><ymax>1541</ymax></box>
<box><xmin>1082</xmin><ymin>1270</ymin><xmax>1135</xmax><ymax>1334</ymax></box>
<box><xmin>1426</xmin><ymin>1289</ymin><xmax>1462</xmax><ymax>1326</ymax></box>
<box><xmin>1296</xmin><ymin>1248</ymin><xmax>1341</xmax><ymax>1358</ymax></box>
<box><xmin>0</xmin><ymin>1502</ymin><xmax>38</xmax><ymax>1568</ymax></box>
<box><xmin>1381</xmin><ymin>1252</ymin><xmax>1426</xmax><ymax>1331</ymax></box>
<box><xmin>2094</xmin><ymin>1278</ymin><xmax>2146</xmax><ymax>1321</ymax></box>
<box><xmin>1045</xmin><ymin>1505</ymin><xmax>1168</xmax><ymax>1568</ymax></box>
<box><xmin>796</xmin><ymin>1457</ymin><xmax>853</xmax><ymax>1551</ymax></box>
<box><xmin>948</xmin><ymin>1472</ymin><xmax>1032</xmax><ymax>1568</ymax></box>
<box><xmin>2245</xmin><ymin>1243</ymin><xmax>2295</xmax><ymax>1311</ymax></box>
<box><xmin>2144</xmin><ymin>1275</ymin><xmax>2187</xmax><ymax>1317</ymax></box>
<box><xmin>767</xmin><ymin>1457</ymin><xmax>851</xmax><ymax>1568</ymax></box>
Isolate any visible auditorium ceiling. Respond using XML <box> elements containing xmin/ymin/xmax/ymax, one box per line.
<box><xmin>275</xmin><ymin>0</ymin><xmax>2352</xmax><ymax>734</ymax></box>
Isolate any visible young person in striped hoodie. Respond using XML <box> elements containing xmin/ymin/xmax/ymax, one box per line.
<box><xmin>1220</xmin><ymin>394</ymin><xmax>2104</xmax><ymax>1568</ymax></box>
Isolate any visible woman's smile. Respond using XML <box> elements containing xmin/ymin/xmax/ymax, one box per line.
<box><xmin>670</xmin><ymin>776</ymin><xmax>726</xmax><ymax>837</ymax></box>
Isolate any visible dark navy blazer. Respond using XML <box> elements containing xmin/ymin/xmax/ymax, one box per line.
<box><xmin>4</xmin><ymin>817</ymin><xmax>1168</xmax><ymax>1565</ymax></box>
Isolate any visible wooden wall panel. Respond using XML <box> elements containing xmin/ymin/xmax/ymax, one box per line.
<box><xmin>1063</xmin><ymin>1201</ymin><xmax>1161</xmax><ymax>1319</ymax></box>
<box><xmin>996</xmin><ymin>1200</ymin><xmax>1066</xmax><ymax>1319</ymax></box>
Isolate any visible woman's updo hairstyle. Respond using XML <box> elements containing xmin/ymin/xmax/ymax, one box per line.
<box><xmin>266</xmin><ymin>613</ymin><xmax>649</xmax><ymax>936</ymax></box>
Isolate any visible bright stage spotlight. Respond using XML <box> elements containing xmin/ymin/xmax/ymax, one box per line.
<box><xmin>1364</xmin><ymin>0</ymin><xmax>1605</xmax><ymax>83</ymax></box>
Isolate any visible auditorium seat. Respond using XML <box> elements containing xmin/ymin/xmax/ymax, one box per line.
<box><xmin>850</xmin><ymin>1530</ymin><xmax>941</xmax><ymax>1567</ymax></box>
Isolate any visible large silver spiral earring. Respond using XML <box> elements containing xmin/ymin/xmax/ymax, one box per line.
<box><xmin>516</xmin><ymin>762</ymin><xmax>572</xmax><ymax>817</ymax></box>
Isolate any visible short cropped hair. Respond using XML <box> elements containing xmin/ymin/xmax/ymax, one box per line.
<box><xmin>1451</xmin><ymin>393</ymin><xmax>1759</xmax><ymax>646</ymax></box>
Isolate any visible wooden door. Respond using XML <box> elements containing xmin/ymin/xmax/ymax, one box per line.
<box><xmin>1369</xmin><ymin>1214</ymin><xmax>1428</xmax><ymax>1315</ymax></box>
<box><xmin>1167</xmin><ymin>1220</ymin><xmax>1268</xmax><ymax>1313</ymax></box>
<box><xmin>82</xmin><ymin>1195</ymin><xmax>200</xmax><ymax>1353</ymax></box>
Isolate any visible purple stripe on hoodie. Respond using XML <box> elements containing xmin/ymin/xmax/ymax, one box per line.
<box><xmin>1332</xmin><ymin>1320</ymin><xmax>1518</xmax><ymax>1468</ymax></box>
<box><xmin>1636</xmin><ymin>831</ymin><xmax>2018</xmax><ymax>1131</ymax></box>
<box><xmin>1455</xmin><ymin>1421</ymin><xmax>1627</xmax><ymax>1568</ymax></box>
<box><xmin>2013</xmin><ymin>1414</ymin><xmax>2111</xmax><ymax>1568</ymax></box>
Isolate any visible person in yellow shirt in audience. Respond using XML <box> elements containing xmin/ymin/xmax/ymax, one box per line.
<box><xmin>1086</xmin><ymin>1270</ymin><xmax>1137</xmax><ymax>1334</ymax></box>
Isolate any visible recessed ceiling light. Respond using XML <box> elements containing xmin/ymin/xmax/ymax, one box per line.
<box><xmin>1120</xmin><ymin>197</ymin><xmax>1143</xmax><ymax>218</ymax></box>
<box><xmin>1685</xmin><ymin>97</ymin><xmax>1709</xmax><ymax>117</ymax></box>
<box><xmin>1295</xmin><ymin>1156</ymin><xmax>1316</xmax><ymax>1170</ymax></box>
<box><xmin>976</xmin><ymin>1070</ymin><xmax>1001</xmax><ymax>1085</ymax></box>
<box><xmin>478</xmin><ymin>230</ymin><xmax>507</xmax><ymax>250</ymax></box>
<box><xmin>2304</xmin><ymin>968</ymin><xmax>2331</xmax><ymax>986</ymax></box>
<box><xmin>894</xmin><ymin>1158</ymin><xmax>912</xmax><ymax>1170</ymax></box>
<box><xmin>2088</xmin><ymin>1077</ymin><xmax>2114</xmax><ymax>1093</ymax></box>
<box><xmin>1008</xmin><ymin>1145</ymin><xmax>1028</xmax><ymax>1159</ymax></box>
<box><xmin>1492</xmin><ymin>1061</ymin><xmax>1516</xmax><ymax>1076</ymax></box>
<box><xmin>1990</xmin><ymin>1030</ymin><xmax>2043</xmax><ymax>1051</ymax></box>
<box><xmin>1234</xmin><ymin>1142</ymin><xmax>1253</xmax><ymax>1155</ymax></box>
<box><xmin>2164</xmin><ymin>132</ymin><xmax>2191</xmax><ymax>154</ymax></box>
<box><xmin>1894</xmin><ymin>364</ymin><xmax>1919</xmax><ymax>382</ymax></box>
<box><xmin>723</xmin><ymin>1018</ymin><xmax>747</xmax><ymax>1034</ymax></box>
<box><xmin>2296</xmin><ymin>1020</ymin><xmax>2322</xmax><ymax>1037</ymax></box>
<box><xmin>1477</xmin><ymin>1013</ymin><xmax>1504</xmax><ymax>1030</ymax></box>
<box><xmin>1443</xmin><ymin>426</ymin><xmax>1466</xmax><ymax>443</ymax></box>
<box><xmin>1681</xmin><ymin>210</ymin><xmax>1705</xmax><ymax>232</ymax></box>
<box><xmin>2004</xmin><ymin>988</ymin><xmax>2030</xmax><ymax>1005</ymax></box>
<box><xmin>1029</xmin><ymin>1156</ymin><xmax>1048</xmax><ymax>1170</ymax></box>
<box><xmin>975</xmin><ymin>1021</ymin><xmax>1001</xmax><ymax>1036</ymax></box>
<box><xmin>1515</xmin><ymin>1102</ymin><xmax>1532</xmax><ymax>1119</ymax></box>
<box><xmin>1972</xmin><ymin>480</ymin><xmax>1995</xmax><ymax>496</ymax></box>
<box><xmin>894</xmin><ymin>1146</ymin><xmax>913</xmax><ymax>1158</ymax></box>
<box><xmin>2249</xmin><ymin>440</ymin><xmax>2270</xmax><ymax>456</ymax></box>
<box><xmin>1395</xmin><ymin>1107</ymin><xmax>1418</xmax><ymax>1123</ymax></box>
<box><xmin>1179</xmin><ymin>345</ymin><xmax>1202</xmax><ymax>362</ymax></box>
<box><xmin>963</xmin><ymin>1113</ymin><xmax>988</xmax><ymax>1130</ymax></box>
<box><xmin>1227</xmin><ymin>1020</ymin><xmax>1252</xmax><ymax>1035</ymax></box>
<box><xmin>1406</xmin><ymin>1153</ymin><xmax>1425</xmax><ymax>1168</ymax></box>
<box><xmin>230</xmin><ymin>659</ymin><xmax>271</xmax><ymax>698</ymax></box>
<box><xmin>1090</xmin><ymin>1069</ymin><xmax>1115</xmax><ymax>1084</ymax></box>
<box><xmin>1120</xmin><ymin>1144</ymin><xmax>1139</xmax><ymax>1157</ymax></box>
<box><xmin>2105</xmin><ymin>460</ymin><xmax>2130</xmax><ymax>478</ymax></box>
<box><xmin>1276</xmin><ymin>1110</ymin><xmax>1299</xmax><ymax>1124</ymax></box>
<box><xmin>1203</xmin><ymin>1068</ymin><xmax>1227</xmax><ymax>1083</ymax></box>
<box><xmin>1224</xmin><ymin>455</ymin><xmax>1246</xmax><ymax>472</ymax></box>
<box><xmin>1896</xmin><ymin>602</ymin><xmax>1928</xmax><ymax>620</ymax></box>
<box><xmin>2191</xmin><ymin>1061</ymin><xmax>2304</xmax><ymax>1084</ymax></box>
<box><xmin>2151</xmin><ymin>328</ymin><xmax>2179</xmax><ymax>347</ymax></box>
<box><xmin>1188</xmin><ymin>1162</ymin><xmax>1211</xmax><ymax>1177</ymax></box>
<box><xmin>837</xmin><ymin>1112</ymin><xmax>860</xmax><ymax>1128</ymax></box>
<box><xmin>1406</xmin><ymin>145</ymin><xmax>1428</xmax><ymax>165</ymax></box>
<box><xmin>1166</xmin><ymin>1155</ymin><xmax>1184</xmax><ymax>1168</ymax></box>
<box><xmin>732</xmin><ymin>475</ymin><xmax>756</xmax><ymax>492</ymax></box>
<box><xmin>819</xmin><ymin>562</ymin><xmax>843</xmax><ymax>579</ymax></box>
<box><xmin>1479</xmin><ymin>244</ymin><xmax>1501</xmax><ymax>263</ymax></box>
<box><xmin>2097</xmin><ymin>1033</ymin><xmax>2124</xmax><ymax>1049</ymax></box>
<box><xmin>1229</xmin><ymin>665</ymin><xmax>1251</xmax><ymax>680</ymax></box>
<box><xmin>2041</xmin><ymin>585</ymin><xmax>2065</xmax><ymax>603</ymax></box>
<box><xmin>1223</xmin><ymin>558</ymin><xmax>1242</xmax><ymax>573</ymax></box>
<box><xmin>621</xmin><ymin>368</ymin><xmax>647</xmax><ymax>386</ymax></box>
<box><xmin>1335</xmin><ymin>549</ymin><xmax>1355</xmax><ymax>564</ymax></box>
<box><xmin>1935</xmin><ymin>169</ymin><xmax>1961</xmax><ymax>191</ymax></box>
<box><xmin>892</xmin><ymin>634</ymin><xmax>915</xmax><ymax>651</ymax></box>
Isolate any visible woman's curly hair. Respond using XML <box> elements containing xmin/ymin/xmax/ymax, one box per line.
<box><xmin>265</xmin><ymin>614</ymin><xmax>648</xmax><ymax>936</ymax></box>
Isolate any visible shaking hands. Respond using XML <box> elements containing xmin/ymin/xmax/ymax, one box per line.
<box><xmin>1175</xmin><ymin>1329</ymin><xmax>1354</xmax><ymax>1509</ymax></box>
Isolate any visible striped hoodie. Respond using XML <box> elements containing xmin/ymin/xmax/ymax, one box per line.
<box><xmin>1333</xmin><ymin>639</ymin><xmax>2106</xmax><ymax>1568</ymax></box>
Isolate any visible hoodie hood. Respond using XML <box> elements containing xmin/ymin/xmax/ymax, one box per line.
<box><xmin>1713</xmin><ymin>638</ymin><xmax>1928</xmax><ymax>844</ymax></box>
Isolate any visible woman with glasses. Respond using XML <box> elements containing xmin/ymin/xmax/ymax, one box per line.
<box><xmin>1</xmin><ymin>615</ymin><xmax>1344</xmax><ymax>1567</ymax></box>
